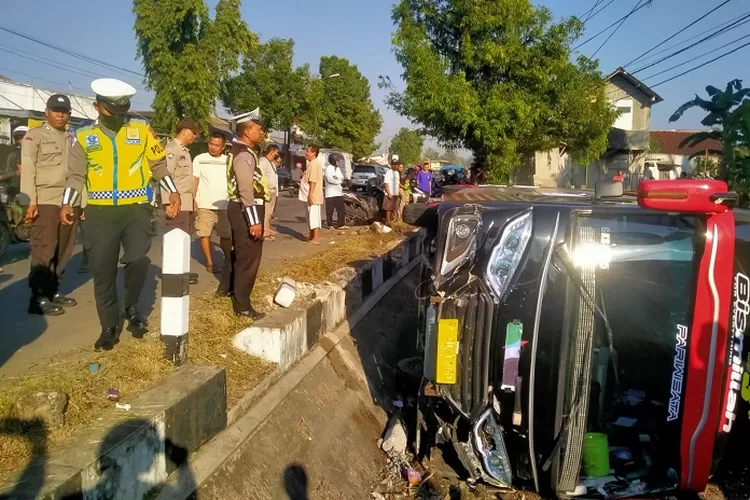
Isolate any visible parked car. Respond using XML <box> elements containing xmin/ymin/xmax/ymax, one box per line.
<box><xmin>350</xmin><ymin>164</ymin><xmax>387</xmax><ymax>191</ymax></box>
<box><xmin>403</xmin><ymin>179</ymin><xmax>749</xmax><ymax>499</ymax></box>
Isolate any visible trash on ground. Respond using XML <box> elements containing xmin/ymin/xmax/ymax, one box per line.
<box><xmin>380</xmin><ymin>416</ymin><xmax>408</xmax><ymax>456</ymax></box>
<box><xmin>88</xmin><ymin>363</ymin><xmax>100</xmax><ymax>374</ymax></box>
<box><xmin>274</xmin><ymin>277</ymin><xmax>297</xmax><ymax>308</ymax></box>
<box><xmin>115</xmin><ymin>402</ymin><xmax>131</xmax><ymax>411</ymax></box>
<box><xmin>403</xmin><ymin>466</ymin><xmax>422</xmax><ymax>486</ymax></box>
<box><xmin>106</xmin><ymin>388</ymin><xmax>120</xmax><ymax>402</ymax></box>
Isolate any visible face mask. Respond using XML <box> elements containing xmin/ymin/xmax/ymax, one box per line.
<box><xmin>101</xmin><ymin>113</ymin><xmax>126</xmax><ymax>130</ymax></box>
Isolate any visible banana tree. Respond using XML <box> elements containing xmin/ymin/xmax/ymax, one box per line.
<box><xmin>669</xmin><ymin>79</ymin><xmax>750</xmax><ymax>181</ymax></box>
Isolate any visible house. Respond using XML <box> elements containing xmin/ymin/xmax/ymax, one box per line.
<box><xmin>529</xmin><ymin>67</ymin><xmax>663</xmax><ymax>189</ymax></box>
<box><xmin>646</xmin><ymin>130</ymin><xmax>722</xmax><ymax>179</ymax></box>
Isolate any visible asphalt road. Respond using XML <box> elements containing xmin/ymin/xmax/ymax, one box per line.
<box><xmin>0</xmin><ymin>192</ymin><xmax>350</xmax><ymax>379</ymax></box>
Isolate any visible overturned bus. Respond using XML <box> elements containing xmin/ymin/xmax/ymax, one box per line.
<box><xmin>408</xmin><ymin>179</ymin><xmax>750</xmax><ymax>499</ymax></box>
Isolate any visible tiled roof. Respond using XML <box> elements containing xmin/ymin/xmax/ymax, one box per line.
<box><xmin>650</xmin><ymin>130</ymin><xmax>722</xmax><ymax>157</ymax></box>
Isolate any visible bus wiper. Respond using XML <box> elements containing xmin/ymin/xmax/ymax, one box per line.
<box><xmin>554</xmin><ymin>246</ymin><xmax>619</xmax><ymax>386</ymax></box>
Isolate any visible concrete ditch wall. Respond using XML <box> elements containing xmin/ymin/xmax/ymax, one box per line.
<box><xmin>233</xmin><ymin>229</ymin><xmax>426</xmax><ymax>370</ymax></box>
<box><xmin>0</xmin><ymin>365</ymin><xmax>226</xmax><ymax>500</ymax></box>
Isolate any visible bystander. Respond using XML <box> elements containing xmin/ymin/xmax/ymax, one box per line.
<box><xmin>383</xmin><ymin>158</ymin><xmax>401</xmax><ymax>227</ymax></box>
<box><xmin>304</xmin><ymin>145</ymin><xmax>324</xmax><ymax>244</ymax></box>
<box><xmin>259</xmin><ymin>144</ymin><xmax>280</xmax><ymax>240</ymax></box>
<box><xmin>324</xmin><ymin>153</ymin><xmax>347</xmax><ymax>229</ymax></box>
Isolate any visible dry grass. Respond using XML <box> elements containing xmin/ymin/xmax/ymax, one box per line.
<box><xmin>0</xmin><ymin>229</ymin><xmax>410</xmax><ymax>482</ymax></box>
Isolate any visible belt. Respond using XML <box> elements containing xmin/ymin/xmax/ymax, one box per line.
<box><xmin>231</xmin><ymin>198</ymin><xmax>264</xmax><ymax>206</ymax></box>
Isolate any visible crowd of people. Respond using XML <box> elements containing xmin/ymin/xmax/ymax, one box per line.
<box><xmin>3</xmin><ymin>77</ymin><xmax>336</xmax><ymax>352</ymax></box>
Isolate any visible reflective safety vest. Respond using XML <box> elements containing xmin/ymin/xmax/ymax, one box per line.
<box><xmin>75</xmin><ymin>119</ymin><xmax>166</xmax><ymax>206</ymax></box>
<box><xmin>226</xmin><ymin>143</ymin><xmax>270</xmax><ymax>204</ymax></box>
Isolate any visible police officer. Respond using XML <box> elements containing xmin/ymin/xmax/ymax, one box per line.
<box><xmin>60</xmin><ymin>78</ymin><xmax>181</xmax><ymax>351</ymax></box>
<box><xmin>20</xmin><ymin>94</ymin><xmax>80</xmax><ymax>316</ymax></box>
<box><xmin>225</xmin><ymin>113</ymin><xmax>269</xmax><ymax>320</ymax></box>
<box><xmin>163</xmin><ymin>118</ymin><xmax>200</xmax><ymax>284</ymax></box>
<box><xmin>0</xmin><ymin>126</ymin><xmax>28</xmax><ymax>197</ymax></box>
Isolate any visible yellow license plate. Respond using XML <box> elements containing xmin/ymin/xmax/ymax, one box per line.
<box><xmin>436</xmin><ymin>318</ymin><xmax>459</xmax><ymax>384</ymax></box>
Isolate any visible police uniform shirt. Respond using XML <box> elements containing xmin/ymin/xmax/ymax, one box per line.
<box><xmin>162</xmin><ymin>138</ymin><xmax>194</xmax><ymax>211</ymax></box>
<box><xmin>64</xmin><ymin>120</ymin><xmax>174</xmax><ymax>206</ymax></box>
<box><xmin>20</xmin><ymin>123</ymin><xmax>74</xmax><ymax>206</ymax></box>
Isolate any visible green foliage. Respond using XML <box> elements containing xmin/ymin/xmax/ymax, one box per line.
<box><xmin>221</xmin><ymin>38</ymin><xmax>311</xmax><ymax>132</ymax></box>
<box><xmin>382</xmin><ymin>0</ymin><xmax>616</xmax><ymax>180</ymax></box>
<box><xmin>389</xmin><ymin>128</ymin><xmax>424</xmax><ymax>165</ymax></box>
<box><xmin>133</xmin><ymin>0</ymin><xmax>255</xmax><ymax>131</ymax></box>
<box><xmin>422</xmin><ymin>147</ymin><xmax>441</xmax><ymax>161</ymax></box>
<box><xmin>298</xmin><ymin>56</ymin><xmax>383</xmax><ymax>159</ymax></box>
<box><xmin>670</xmin><ymin>79</ymin><xmax>750</xmax><ymax>185</ymax></box>
<box><xmin>691</xmin><ymin>156</ymin><xmax>719</xmax><ymax>179</ymax></box>
<box><xmin>648</xmin><ymin>137</ymin><xmax>660</xmax><ymax>154</ymax></box>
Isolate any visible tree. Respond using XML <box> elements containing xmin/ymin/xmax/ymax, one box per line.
<box><xmin>221</xmin><ymin>38</ymin><xmax>311</xmax><ymax>133</ymax></box>
<box><xmin>382</xmin><ymin>0</ymin><xmax>617</xmax><ymax>181</ymax></box>
<box><xmin>670</xmin><ymin>79</ymin><xmax>750</xmax><ymax>182</ymax></box>
<box><xmin>442</xmin><ymin>149</ymin><xmax>461</xmax><ymax>165</ymax></box>
<box><xmin>389</xmin><ymin>128</ymin><xmax>424</xmax><ymax>165</ymax></box>
<box><xmin>691</xmin><ymin>156</ymin><xmax>720</xmax><ymax>179</ymax></box>
<box><xmin>133</xmin><ymin>0</ymin><xmax>255</xmax><ymax>132</ymax></box>
<box><xmin>423</xmin><ymin>147</ymin><xmax>441</xmax><ymax>161</ymax></box>
<box><xmin>298</xmin><ymin>56</ymin><xmax>383</xmax><ymax>159</ymax></box>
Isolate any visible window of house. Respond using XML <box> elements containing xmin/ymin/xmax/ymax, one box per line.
<box><xmin>613</xmin><ymin>99</ymin><xmax>634</xmax><ymax>130</ymax></box>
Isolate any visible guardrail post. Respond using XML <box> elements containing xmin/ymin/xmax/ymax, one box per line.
<box><xmin>161</xmin><ymin>228</ymin><xmax>191</xmax><ymax>365</ymax></box>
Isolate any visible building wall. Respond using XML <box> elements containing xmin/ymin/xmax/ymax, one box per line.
<box><xmin>606</xmin><ymin>78</ymin><xmax>653</xmax><ymax>131</ymax></box>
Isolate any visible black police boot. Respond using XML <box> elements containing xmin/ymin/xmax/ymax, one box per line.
<box><xmin>94</xmin><ymin>326</ymin><xmax>119</xmax><ymax>352</ymax></box>
<box><xmin>28</xmin><ymin>296</ymin><xmax>64</xmax><ymax>316</ymax></box>
<box><xmin>125</xmin><ymin>305</ymin><xmax>149</xmax><ymax>330</ymax></box>
<box><xmin>235</xmin><ymin>307</ymin><xmax>266</xmax><ymax>321</ymax></box>
<box><xmin>51</xmin><ymin>293</ymin><xmax>77</xmax><ymax>307</ymax></box>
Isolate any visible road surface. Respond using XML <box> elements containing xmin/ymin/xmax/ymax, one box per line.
<box><xmin>0</xmin><ymin>193</ymin><xmax>351</xmax><ymax>379</ymax></box>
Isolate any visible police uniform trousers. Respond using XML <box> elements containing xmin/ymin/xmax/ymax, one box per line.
<box><xmin>226</xmin><ymin>201</ymin><xmax>264</xmax><ymax>313</ymax></box>
<box><xmin>29</xmin><ymin>205</ymin><xmax>81</xmax><ymax>299</ymax></box>
<box><xmin>84</xmin><ymin>204</ymin><xmax>153</xmax><ymax>328</ymax></box>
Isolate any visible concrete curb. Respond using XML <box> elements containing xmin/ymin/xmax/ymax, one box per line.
<box><xmin>0</xmin><ymin>365</ymin><xmax>226</xmax><ymax>499</ymax></box>
<box><xmin>232</xmin><ymin>229</ymin><xmax>426</xmax><ymax>371</ymax></box>
<box><xmin>155</xmin><ymin>250</ymin><xmax>421</xmax><ymax>499</ymax></box>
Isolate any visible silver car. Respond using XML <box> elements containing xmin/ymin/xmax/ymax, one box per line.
<box><xmin>350</xmin><ymin>164</ymin><xmax>387</xmax><ymax>191</ymax></box>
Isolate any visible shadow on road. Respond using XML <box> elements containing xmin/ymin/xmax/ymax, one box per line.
<box><xmin>0</xmin><ymin>417</ymin><xmax>196</xmax><ymax>500</ymax></box>
<box><xmin>282</xmin><ymin>463</ymin><xmax>309</xmax><ymax>500</ymax></box>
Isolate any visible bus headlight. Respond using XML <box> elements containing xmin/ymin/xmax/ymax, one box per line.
<box><xmin>487</xmin><ymin>212</ymin><xmax>532</xmax><ymax>299</ymax></box>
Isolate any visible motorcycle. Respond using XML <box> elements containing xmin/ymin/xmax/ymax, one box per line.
<box><xmin>0</xmin><ymin>183</ymin><xmax>32</xmax><ymax>261</ymax></box>
<box><xmin>289</xmin><ymin>180</ymin><xmax>300</xmax><ymax>198</ymax></box>
<box><xmin>343</xmin><ymin>177</ymin><xmax>384</xmax><ymax>226</ymax></box>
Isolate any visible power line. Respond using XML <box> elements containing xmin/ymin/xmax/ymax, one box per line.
<box><xmin>590</xmin><ymin>0</ymin><xmax>651</xmax><ymax>58</ymax></box>
<box><xmin>587</xmin><ymin>0</ymin><xmax>618</xmax><ymax>23</ymax></box>
<box><xmin>0</xmin><ymin>24</ymin><xmax>144</xmax><ymax>78</ymax></box>
<box><xmin>581</xmin><ymin>0</ymin><xmax>605</xmax><ymax>23</ymax></box>
<box><xmin>641</xmin><ymin>32</ymin><xmax>750</xmax><ymax>81</ymax></box>
<box><xmin>573</xmin><ymin>0</ymin><xmax>654</xmax><ymax>49</ymax></box>
<box><xmin>650</xmin><ymin>40</ymin><xmax>750</xmax><ymax>87</ymax></box>
<box><xmin>632</xmin><ymin>12</ymin><xmax>750</xmax><ymax>66</ymax></box>
<box><xmin>624</xmin><ymin>0</ymin><xmax>735</xmax><ymax>68</ymax></box>
<box><xmin>630</xmin><ymin>12</ymin><xmax>750</xmax><ymax>74</ymax></box>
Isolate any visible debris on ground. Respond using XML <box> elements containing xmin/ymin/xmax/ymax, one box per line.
<box><xmin>274</xmin><ymin>277</ymin><xmax>297</xmax><ymax>307</ymax></box>
<box><xmin>115</xmin><ymin>402</ymin><xmax>131</xmax><ymax>412</ymax></box>
<box><xmin>16</xmin><ymin>391</ymin><xmax>69</xmax><ymax>429</ymax></box>
<box><xmin>379</xmin><ymin>417</ymin><xmax>408</xmax><ymax>456</ymax></box>
<box><xmin>106</xmin><ymin>388</ymin><xmax>120</xmax><ymax>402</ymax></box>
<box><xmin>371</xmin><ymin>222</ymin><xmax>394</xmax><ymax>234</ymax></box>
<box><xmin>88</xmin><ymin>363</ymin><xmax>100</xmax><ymax>374</ymax></box>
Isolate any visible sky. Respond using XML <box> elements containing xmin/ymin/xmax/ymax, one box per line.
<box><xmin>1</xmin><ymin>0</ymin><xmax>748</xmax><ymax>152</ymax></box>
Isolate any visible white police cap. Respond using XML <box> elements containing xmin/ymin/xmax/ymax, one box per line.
<box><xmin>91</xmin><ymin>78</ymin><xmax>137</xmax><ymax>99</ymax></box>
<box><xmin>12</xmin><ymin>125</ymin><xmax>29</xmax><ymax>135</ymax></box>
<box><xmin>231</xmin><ymin>108</ymin><xmax>262</xmax><ymax>131</ymax></box>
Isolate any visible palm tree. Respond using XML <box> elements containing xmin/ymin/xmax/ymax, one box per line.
<box><xmin>669</xmin><ymin>79</ymin><xmax>750</xmax><ymax>180</ymax></box>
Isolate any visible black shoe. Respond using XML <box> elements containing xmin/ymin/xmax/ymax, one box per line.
<box><xmin>28</xmin><ymin>297</ymin><xmax>64</xmax><ymax>316</ymax></box>
<box><xmin>235</xmin><ymin>308</ymin><xmax>266</xmax><ymax>321</ymax></box>
<box><xmin>125</xmin><ymin>305</ymin><xmax>149</xmax><ymax>329</ymax></box>
<box><xmin>94</xmin><ymin>326</ymin><xmax>119</xmax><ymax>351</ymax></box>
<box><xmin>51</xmin><ymin>294</ymin><xmax>77</xmax><ymax>307</ymax></box>
<box><xmin>215</xmin><ymin>289</ymin><xmax>232</xmax><ymax>298</ymax></box>
<box><xmin>189</xmin><ymin>272</ymin><xmax>199</xmax><ymax>285</ymax></box>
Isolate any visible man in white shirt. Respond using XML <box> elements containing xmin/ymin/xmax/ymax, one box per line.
<box><xmin>383</xmin><ymin>157</ymin><xmax>401</xmax><ymax>227</ymax></box>
<box><xmin>259</xmin><ymin>145</ymin><xmax>280</xmax><ymax>240</ymax></box>
<box><xmin>324</xmin><ymin>154</ymin><xmax>348</xmax><ymax>229</ymax></box>
<box><xmin>192</xmin><ymin>132</ymin><xmax>231</xmax><ymax>284</ymax></box>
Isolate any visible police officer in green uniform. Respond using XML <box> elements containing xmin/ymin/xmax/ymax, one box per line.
<box><xmin>224</xmin><ymin>112</ymin><xmax>269</xmax><ymax>320</ymax></box>
<box><xmin>60</xmin><ymin>78</ymin><xmax>181</xmax><ymax>351</ymax></box>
